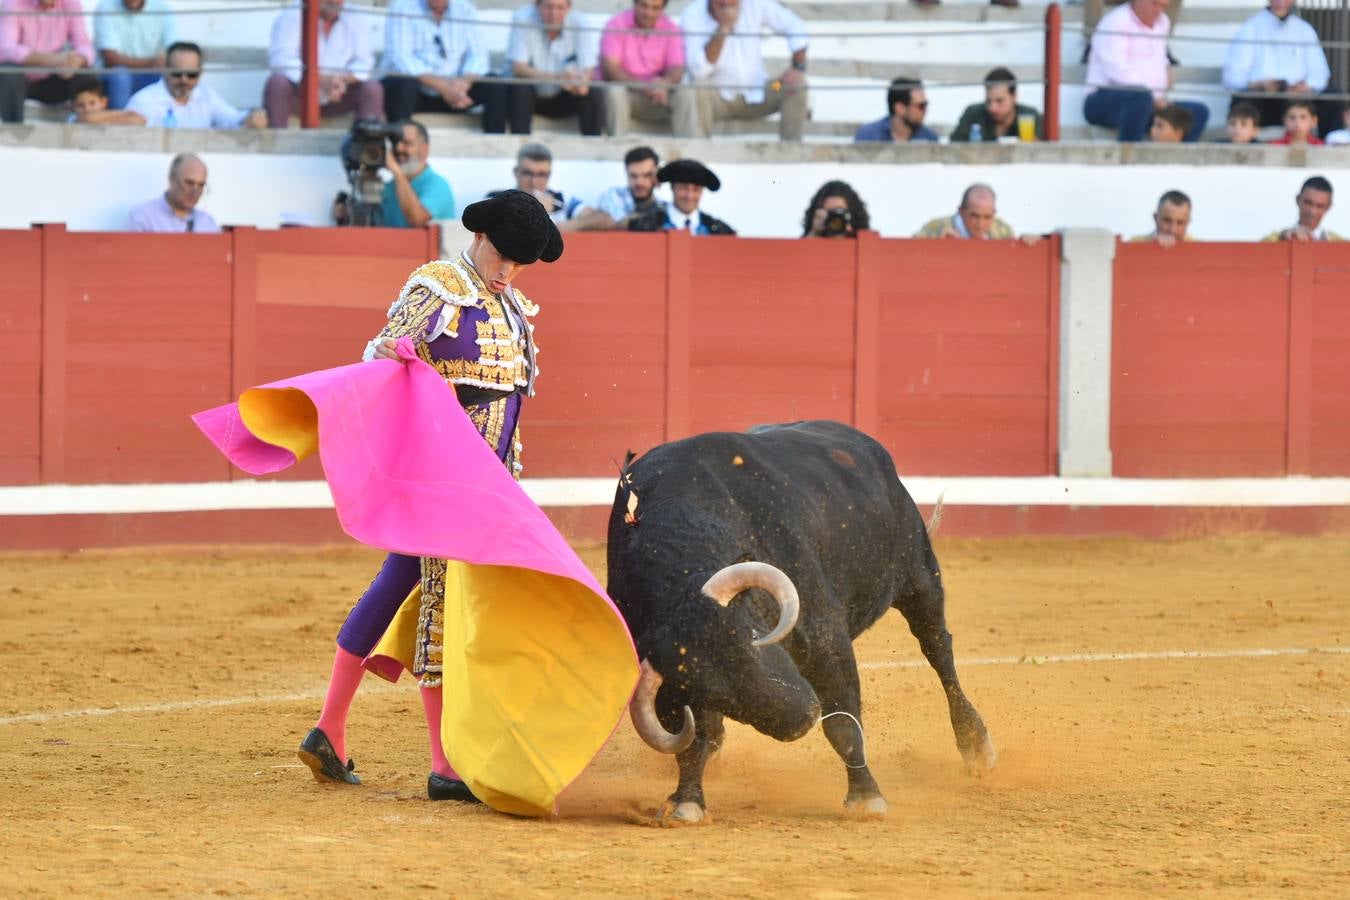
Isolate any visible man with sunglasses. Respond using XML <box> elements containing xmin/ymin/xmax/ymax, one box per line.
<box><xmin>382</xmin><ymin>0</ymin><xmax>507</xmax><ymax>132</ymax></box>
<box><xmin>0</xmin><ymin>0</ymin><xmax>94</xmax><ymax>124</ymax></box>
<box><xmin>854</xmin><ymin>77</ymin><xmax>937</xmax><ymax>142</ymax></box>
<box><xmin>126</xmin><ymin>41</ymin><xmax>266</xmax><ymax>128</ymax></box>
<box><xmin>487</xmin><ymin>143</ymin><xmax>583</xmax><ymax>224</ymax></box>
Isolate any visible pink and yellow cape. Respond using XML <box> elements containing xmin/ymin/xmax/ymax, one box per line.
<box><xmin>192</xmin><ymin>338</ymin><xmax>636</xmax><ymax>816</ymax></box>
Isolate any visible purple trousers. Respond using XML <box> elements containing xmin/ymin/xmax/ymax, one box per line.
<box><xmin>264</xmin><ymin>73</ymin><xmax>384</xmax><ymax>128</ymax></box>
<box><xmin>336</xmin><ymin>552</ymin><xmax>420</xmax><ymax>656</ymax></box>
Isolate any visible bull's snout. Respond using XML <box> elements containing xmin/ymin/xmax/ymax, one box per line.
<box><xmin>748</xmin><ymin>696</ymin><xmax>820</xmax><ymax>743</ymax></box>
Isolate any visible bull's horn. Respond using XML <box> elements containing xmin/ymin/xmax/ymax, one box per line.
<box><xmin>629</xmin><ymin>659</ymin><xmax>695</xmax><ymax>754</ymax></box>
<box><xmin>702</xmin><ymin>561</ymin><xmax>800</xmax><ymax>647</ymax></box>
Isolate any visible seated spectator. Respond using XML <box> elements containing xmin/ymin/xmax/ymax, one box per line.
<box><xmin>855</xmin><ymin>78</ymin><xmax>937</xmax><ymax>143</ymax></box>
<box><xmin>600</xmin><ymin>0</ymin><xmax>691</xmax><ymax>137</ymax></box>
<box><xmin>382</xmin><ymin>0</ymin><xmax>506</xmax><ymax>132</ymax></box>
<box><xmin>1149</xmin><ymin>104</ymin><xmax>1192</xmax><ymax>143</ymax></box>
<box><xmin>265</xmin><ymin>0</ymin><xmax>383</xmax><ymax>128</ymax></box>
<box><xmin>913</xmin><ymin>0</ymin><xmax>1020</xmax><ymax>8</ymax></box>
<box><xmin>1325</xmin><ymin>102</ymin><xmax>1350</xmax><ymax>144</ymax></box>
<box><xmin>487</xmin><ymin>143</ymin><xmax>584</xmax><ymax>224</ymax></box>
<box><xmin>951</xmin><ymin>68</ymin><xmax>1042</xmax><ymax>142</ymax></box>
<box><xmin>127</xmin><ymin>42</ymin><xmax>267</xmax><ymax>128</ymax></box>
<box><xmin>567</xmin><ymin>145</ymin><xmax>666</xmax><ymax>231</ymax></box>
<box><xmin>126</xmin><ymin>153</ymin><xmax>219</xmax><ymax>233</ymax></box>
<box><xmin>505</xmin><ymin>0</ymin><xmax>602</xmax><ymax>136</ymax></box>
<box><xmin>0</xmin><ymin>0</ymin><xmax>94</xmax><ymax>124</ymax></box>
<box><xmin>94</xmin><ymin>0</ymin><xmax>176</xmax><ymax>111</ymax></box>
<box><xmin>1263</xmin><ymin>175</ymin><xmax>1342</xmax><ymax>241</ymax></box>
<box><xmin>801</xmin><ymin>180</ymin><xmax>870</xmax><ymax>237</ymax></box>
<box><xmin>1223</xmin><ymin>101</ymin><xmax>1261</xmax><ymax>143</ymax></box>
<box><xmin>69</xmin><ymin>74</ymin><xmax>145</xmax><ymax>124</ymax></box>
<box><xmin>915</xmin><ymin>184</ymin><xmax>1016</xmax><ymax>239</ymax></box>
<box><xmin>1269</xmin><ymin>99</ymin><xmax>1323</xmax><ymax>145</ymax></box>
<box><xmin>1132</xmin><ymin>190</ymin><xmax>1193</xmax><ymax>246</ymax></box>
<box><xmin>1222</xmin><ymin>0</ymin><xmax>1336</xmax><ymax>136</ymax></box>
<box><xmin>381</xmin><ymin>119</ymin><xmax>456</xmax><ymax>228</ymax></box>
<box><xmin>679</xmin><ymin>0</ymin><xmax>809</xmax><ymax>142</ymax></box>
<box><xmin>629</xmin><ymin>159</ymin><xmax>735</xmax><ymax>234</ymax></box>
<box><xmin>1084</xmin><ymin>0</ymin><xmax>1209</xmax><ymax>142</ymax></box>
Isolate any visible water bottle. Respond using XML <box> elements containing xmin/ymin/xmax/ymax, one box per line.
<box><xmin>164</xmin><ymin>107</ymin><xmax>177</xmax><ymax>128</ymax></box>
<box><xmin>970</xmin><ymin>122</ymin><xmax>983</xmax><ymax>143</ymax></box>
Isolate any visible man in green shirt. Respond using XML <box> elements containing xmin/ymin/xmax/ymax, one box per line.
<box><xmin>381</xmin><ymin>119</ymin><xmax>457</xmax><ymax>227</ymax></box>
<box><xmin>951</xmin><ymin>67</ymin><xmax>1043</xmax><ymax>142</ymax></box>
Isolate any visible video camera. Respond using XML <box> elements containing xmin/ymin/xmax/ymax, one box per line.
<box><xmin>337</xmin><ymin>119</ymin><xmax>404</xmax><ymax>227</ymax></box>
<box><xmin>821</xmin><ymin>207</ymin><xmax>853</xmax><ymax>238</ymax></box>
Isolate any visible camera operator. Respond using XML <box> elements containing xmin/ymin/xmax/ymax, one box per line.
<box><xmin>382</xmin><ymin>119</ymin><xmax>456</xmax><ymax>228</ymax></box>
<box><xmin>802</xmin><ymin>180</ymin><xmax>870</xmax><ymax>238</ymax></box>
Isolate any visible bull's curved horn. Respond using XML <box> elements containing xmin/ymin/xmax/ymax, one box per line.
<box><xmin>629</xmin><ymin>659</ymin><xmax>695</xmax><ymax>754</ymax></box>
<box><xmin>702</xmin><ymin>561</ymin><xmax>800</xmax><ymax>647</ymax></box>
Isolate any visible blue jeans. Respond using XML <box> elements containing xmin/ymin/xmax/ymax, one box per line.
<box><xmin>1084</xmin><ymin>88</ymin><xmax>1210</xmax><ymax>142</ymax></box>
<box><xmin>103</xmin><ymin>68</ymin><xmax>159</xmax><ymax>110</ymax></box>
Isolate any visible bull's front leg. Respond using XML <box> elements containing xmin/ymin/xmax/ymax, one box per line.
<box><xmin>660</xmin><ymin>706</ymin><xmax>725</xmax><ymax>826</ymax></box>
<box><xmin>806</xmin><ymin>633</ymin><xmax>888</xmax><ymax>817</ymax></box>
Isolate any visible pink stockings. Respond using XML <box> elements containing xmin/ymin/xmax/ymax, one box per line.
<box><xmin>419</xmin><ymin>685</ymin><xmax>459</xmax><ymax>779</ymax></box>
<box><xmin>315</xmin><ymin>646</ymin><xmax>366</xmax><ymax>762</ymax></box>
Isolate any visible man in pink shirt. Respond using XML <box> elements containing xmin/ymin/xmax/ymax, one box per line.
<box><xmin>1083</xmin><ymin>0</ymin><xmax>1209</xmax><ymax>141</ymax></box>
<box><xmin>599</xmin><ymin>0</ymin><xmax>692</xmax><ymax>136</ymax></box>
<box><xmin>0</xmin><ymin>0</ymin><xmax>95</xmax><ymax>123</ymax></box>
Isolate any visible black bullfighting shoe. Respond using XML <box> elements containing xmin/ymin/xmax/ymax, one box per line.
<box><xmin>427</xmin><ymin>773</ymin><xmax>483</xmax><ymax>803</ymax></box>
<box><xmin>297</xmin><ymin>727</ymin><xmax>361</xmax><ymax>785</ymax></box>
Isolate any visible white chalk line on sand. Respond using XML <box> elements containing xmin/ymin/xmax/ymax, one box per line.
<box><xmin>2</xmin><ymin>646</ymin><xmax>1345</xmax><ymax>728</ymax></box>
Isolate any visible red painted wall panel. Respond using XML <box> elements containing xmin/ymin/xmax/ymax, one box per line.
<box><xmin>1112</xmin><ymin>242</ymin><xmax>1290</xmax><ymax>476</ymax></box>
<box><xmin>1309</xmin><ymin>245</ymin><xmax>1350</xmax><ymax>475</ymax></box>
<box><xmin>0</xmin><ymin>230</ymin><xmax>42</xmax><ymax>484</ymax></box>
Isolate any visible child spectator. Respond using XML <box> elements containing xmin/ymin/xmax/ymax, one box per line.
<box><xmin>1270</xmin><ymin>100</ymin><xmax>1323</xmax><ymax>145</ymax></box>
<box><xmin>1321</xmin><ymin>101</ymin><xmax>1349</xmax><ymax>145</ymax></box>
<box><xmin>68</xmin><ymin>75</ymin><xmax>146</xmax><ymax>124</ymax></box>
<box><xmin>1224</xmin><ymin>101</ymin><xmax>1261</xmax><ymax>144</ymax></box>
<box><xmin>1149</xmin><ymin>104</ymin><xmax>1193</xmax><ymax>143</ymax></box>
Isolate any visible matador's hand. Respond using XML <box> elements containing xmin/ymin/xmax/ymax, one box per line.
<box><xmin>372</xmin><ymin>338</ymin><xmax>404</xmax><ymax>361</ymax></box>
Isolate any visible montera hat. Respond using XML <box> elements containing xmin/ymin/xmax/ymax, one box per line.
<box><xmin>461</xmin><ymin>190</ymin><xmax>564</xmax><ymax>264</ymax></box>
<box><xmin>657</xmin><ymin>159</ymin><xmax>721</xmax><ymax>191</ymax></box>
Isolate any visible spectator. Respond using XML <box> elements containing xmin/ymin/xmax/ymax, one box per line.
<box><xmin>382</xmin><ymin>0</ymin><xmax>506</xmax><ymax>132</ymax></box>
<box><xmin>679</xmin><ymin>0</ymin><xmax>809</xmax><ymax>142</ymax></box>
<box><xmin>1132</xmin><ymin>190</ymin><xmax>1193</xmax><ymax>245</ymax></box>
<box><xmin>1084</xmin><ymin>0</ymin><xmax>1209</xmax><ymax>142</ymax></box>
<box><xmin>126</xmin><ymin>153</ymin><xmax>219</xmax><ymax>233</ymax></box>
<box><xmin>1264</xmin><ymin>176</ymin><xmax>1342</xmax><ymax>241</ymax></box>
<box><xmin>127</xmin><ymin>42</ymin><xmax>267</xmax><ymax>128</ymax></box>
<box><xmin>0</xmin><ymin>0</ymin><xmax>94</xmax><ymax>124</ymax></box>
<box><xmin>629</xmin><ymin>159</ymin><xmax>735</xmax><ymax>234</ymax></box>
<box><xmin>568</xmin><ymin>144</ymin><xmax>666</xmax><ymax>231</ymax></box>
<box><xmin>1222</xmin><ymin>0</ymin><xmax>1333</xmax><ymax>134</ymax></box>
<box><xmin>855</xmin><ymin>78</ymin><xmax>938</xmax><ymax>143</ymax></box>
<box><xmin>1083</xmin><ymin>0</ymin><xmax>1183</xmax><ymax>55</ymax></box>
<box><xmin>600</xmin><ymin>0</ymin><xmax>690</xmax><ymax>137</ymax></box>
<box><xmin>1269</xmin><ymin>99</ymin><xmax>1323</xmax><ymax>144</ymax></box>
<box><xmin>801</xmin><ymin>180</ymin><xmax>870</xmax><ymax>237</ymax></box>
<box><xmin>94</xmin><ymin>0</ymin><xmax>176</xmax><ymax>111</ymax></box>
<box><xmin>487</xmin><ymin>143</ymin><xmax>584</xmax><ymax>224</ymax></box>
<box><xmin>69</xmin><ymin>74</ymin><xmax>145</xmax><ymax>124</ymax></box>
<box><xmin>1325</xmin><ymin>101</ymin><xmax>1350</xmax><ymax>144</ymax></box>
<box><xmin>1149</xmin><ymin>104</ymin><xmax>1192</xmax><ymax>143</ymax></box>
<box><xmin>915</xmin><ymin>184</ymin><xmax>1016</xmax><ymax>239</ymax></box>
<box><xmin>1224</xmin><ymin>101</ymin><xmax>1262</xmax><ymax>143</ymax></box>
<box><xmin>951</xmin><ymin>68</ymin><xmax>1042</xmax><ymax>142</ymax></box>
<box><xmin>505</xmin><ymin>0</ymin><xmax>602</xmax><ymax>136</ymax></box>
<box><xmin>264</xmin><ymin>0</ymin><xmax>382</xmax><ymax>128</ymax></box>
<box><xmin>381</xmin><ymin>119</ymin><xmax>456</xmax><ymax>228</ymax></box>
<box><xmin>914</xmin><ymin>0</ymin><xmax>1019</xmax><ymax>7</ymax></box>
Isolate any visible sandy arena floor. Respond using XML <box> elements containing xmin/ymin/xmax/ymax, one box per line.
<box><xmin>1</xmin><ymin>535</ymin><xmax>1347</xmax><ymax>897</ymax></box>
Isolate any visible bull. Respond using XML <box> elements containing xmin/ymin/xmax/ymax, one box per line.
<box><xmin>607</xmin><ymin>420</ymin><xmax>996</xmax><ymax>824</ymax></box>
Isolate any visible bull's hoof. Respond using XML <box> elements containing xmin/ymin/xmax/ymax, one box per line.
<box><xmin>658</xmin><ymin>800</ymin><xmax>709</xmax><ymax>827</ymax></box>
<box><xmin>844</xmin><ymin>792</ymin><xmax>888</xmax><ymax>818</ymax></box>
<box><xmin>961</xmin><ymin>733</ymin><xmax>998</xmax><ymax>776</ymax></box>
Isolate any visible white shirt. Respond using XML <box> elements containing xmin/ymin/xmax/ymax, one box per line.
<box><xmin>126</xmin><ymin>79</ymin><xmax>249</xmax><ymax>128</ymax></box>
<box><xmin>1086</xmin><ymin>3</ymin><xmax>1171</xmax><ymax>97</ymax></box>
<box><xmin>505</xmin><ymin>5</ymin><xmax>597</xmax><ymax>99</ymax></box>
<box><xmin>1221</xmin><ymin>9</ymin><xmax>1330</xmax><ymax>93</ymax></box>
<box><xmin>680</xmin><ymin>0</ymin><xmax>808</xmax><ymax>104</ymax></box>
<box><xmin>673</xmin><ymin>209</ymin><xmax>702</xmax><ymax>232</ymax></box>
<box><xmin>268</xmin><ymin>5</ymin><xmax>375</xmax><ymax>84</ymax></box>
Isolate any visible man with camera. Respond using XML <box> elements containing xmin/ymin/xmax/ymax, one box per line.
<box><xmin>801</xmin><ymin>181</ymin><xmax>870</xmax><ymax>237</ymax></box>
<box><xmin>380</xmin><ymin>119</ymin><xmax>456</xmax><ymax>228</ymax></box>
<box><xmin>487</xmin><ymin>144</ymin><xmax>584</xmax><ymax>225</ymax></box>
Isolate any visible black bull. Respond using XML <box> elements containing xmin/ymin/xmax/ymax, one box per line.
<box><xmin>607</xmin><ymin>421</ymin><xmax>996</xmax><ymax>823</ymax></box>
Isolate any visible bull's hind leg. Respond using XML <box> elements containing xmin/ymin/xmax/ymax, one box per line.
<box><xmin>805</xmin><ymin>631</ymin><xmax>887</xmax><ymax>817</ymax></box>
<box><xmin>660</xmin><ymin>707</ymin><xmax>725</xmax><ymax>826</ymax></box>
<box><xmin>892</xmin><ymin>576</ymin><xmax>997</xmax><ymax>774</ymax></box>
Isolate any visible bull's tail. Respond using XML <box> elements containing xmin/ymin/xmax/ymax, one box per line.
<box><xmin>924</xmin><ymin>491</ymin><xmax>946</xmax><ymax>538</ymax></box>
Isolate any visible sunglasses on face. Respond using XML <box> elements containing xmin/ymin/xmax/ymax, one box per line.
<box><xmin>169</xmin><ymin>70</ymin><xmax>201</xmax><ymax>81</ymax></box>
<box><xmin>911</xmin><ymin>100</ymin><xmax>928</xmax><ymax>110</ymax></box>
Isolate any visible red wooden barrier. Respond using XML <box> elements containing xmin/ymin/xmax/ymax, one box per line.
<box><xmin>0</xmin><ymin>229</ymin><xmax>42</xmax><ymax>485</ymax></box>
<box><xmin>1305</xmin><ymin>243</ymin><xmax>1350</xmax><ymax>475</ymax></box>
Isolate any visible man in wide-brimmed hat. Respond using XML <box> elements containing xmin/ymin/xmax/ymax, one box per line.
<box><xmin>629</xmin><ymin>159</ymin><xmax>736</xmax><ymax>235</ymax></box>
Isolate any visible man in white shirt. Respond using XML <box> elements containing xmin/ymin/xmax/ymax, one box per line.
<box><xmin>263</xmin><ymin>0</ymin><xmax>383</xmax><ymax>127</ymax></box>
<box><xmin>678</xmin><ymin>0</ymin><xmax>809</xmax><ymax>141</ymax></box>
<box><xmin>1083</xmin><ymin>0</ymin><xmax>1209</xmax><ymax>141</ymax></box>
<box><xmin>1222</xmin><ymin>0</ymin><xmax>1334</xmax><ymax>137</ymax></box>
<box><xmin>505</xmin><ymin>0</ymin><xmax>602</xmax><ymax>135</ymax></box>
<box><xmin>127</xmin><ymin>41</ymin><xmax>267</xmax><ymax>128</ymax></box>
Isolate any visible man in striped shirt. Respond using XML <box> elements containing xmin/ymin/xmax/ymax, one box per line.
<box><xmin>381</xmin><ymin>0</ymin><xmax>508</xmax><ymax>132</ymax></box>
